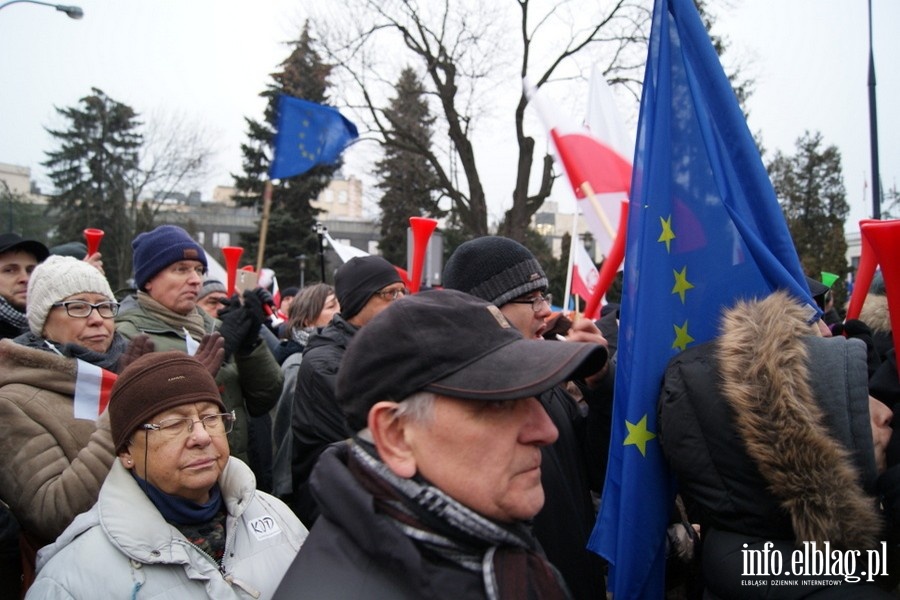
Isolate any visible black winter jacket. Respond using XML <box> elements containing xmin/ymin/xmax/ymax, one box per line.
<box><xmin>290</xmin><ymin>314</ymin><xmax>357</xmax><ymax>524</ymax></box>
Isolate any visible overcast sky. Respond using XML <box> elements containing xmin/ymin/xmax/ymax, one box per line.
<box><xmin>1</xmin><ymin>0</ymin><xmax>896</xmax><ymax>231</ymax></box>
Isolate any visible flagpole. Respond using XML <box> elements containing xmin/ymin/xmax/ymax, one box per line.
<box><xmin>867</xmin><ymin>0</ymin><xmax>881</xmax><ymax>219</ymax></box>
<box><xmin>580</xmin><ymin>182</ymin><xmax>616</xmax><ymax>241</ymax></box>
<box><xmin>563</xmin><ymin>211</ymin><xmax>578</xmax><ymax>315</ymax></box>
<box><xmin>256</xmin><ymin>180</ymin><xmax>274</xmax><ymax>272</ymax></box>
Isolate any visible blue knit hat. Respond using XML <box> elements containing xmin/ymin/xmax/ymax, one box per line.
<box><xmin>132</xmin><ymin>225</ymin><xmax>207</xmax><ymax>290</ymax></box>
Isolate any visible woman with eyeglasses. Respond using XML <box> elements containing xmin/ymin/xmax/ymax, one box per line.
<box><xmin>115</xmin><ymin>225</ymin><xmax>283</xmax><ymax>474</ymax></box>
<box><xmin>29</xmin><ymin>352</ymin><xmax>306</xmax><ymax>598</ymax></box>
<box><xmin>0</xmin><ymin>256</ymin><xmax>130</xmax><ymax>584</ymax></box>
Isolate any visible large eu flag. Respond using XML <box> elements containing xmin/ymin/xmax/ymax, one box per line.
<box><xmin>588</xmin><ymin>0</ymin><xmax>817</xmax><ymax>597</ymax></box>
<box><xmin>269</xmin><ymin>94</ymin><xmax>359</xmax><ymax>180</ymax></box>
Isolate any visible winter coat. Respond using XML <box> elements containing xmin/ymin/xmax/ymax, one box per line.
<box><xmin>274</xmin><ymin>443</ymin><xmax>487</xmax><ymax>600</ymax></box>
<box><xmin>534</xmin><ymin>386</ymin><xmax>607</xmax><ymax>600</ymax></box>
<box><xmin>290</xmin><ymin>315</ymin><xmax>357</xmax><ymax>524</ymax></box>
<box><xmin>0</xmin><ymin>316</ymin><xmax>23</xmax><ymax>341</ymax></box>
<box><xmin>115</xmin><ymin>303</ymin><xmax>283</xmax><ymax>464</ymax></box>
<box><xmin>0</xmin><ymin>338</ymin><xmax>115</xmax><ymax>547</ymax></box>
<box><xmin>660</xmin><ymin>292</ymin><xmax>886</xmax><ymax>597</ymax></box>
<box><xmin>29</xmin><ymin>458</ymin><xmax>307</xmax><ymax>599</ymax></box>
<box><xmin>272</xmin><ymin>351</ymin><xmax>302</xmax><ymax>500</ymax></box>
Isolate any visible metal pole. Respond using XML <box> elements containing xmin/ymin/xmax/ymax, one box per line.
<box><xmin>314</xmin><ymin>222</ymin><xmax>327</xmax><ymax>283</ymax></box>
<box><xmin>0</xmin><ymin>0</ymin><xmax>83</xmax><ymax>18</ymax></box>
<box><xmin>867</xmin><ymin>0</ymin><xmax>881</xmax><ymax>219</ymax></box>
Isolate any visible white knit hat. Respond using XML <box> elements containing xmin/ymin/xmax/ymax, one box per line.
<box><xmin>27</xmin><ymin>255</ymin><xmax>115</xmax><ymax>336</ymax></box>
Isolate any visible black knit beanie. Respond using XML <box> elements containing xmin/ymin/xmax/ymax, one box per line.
<box><xmin>334</xmin><ymin>256</ymin><xmax>403</xmax><ymax>320</ymax></box>
<box><xmin>442</xmin><ymin>236</ymin><xmax>548</xmax><ymax>307</ymax></box>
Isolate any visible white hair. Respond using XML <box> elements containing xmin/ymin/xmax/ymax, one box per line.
<box><xmin>356</xmin><ymin>390</ymin><xmax>437</xmax><ymax>440</ymax></box>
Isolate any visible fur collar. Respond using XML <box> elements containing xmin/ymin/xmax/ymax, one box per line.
<box><xmin>716</xmin><ymin>291</ymin><xmax>882</xmax><ymax>550</ymax></box>
<box><xmin>859</xmin><ymin>294</ymin><xmax>892</xmax><ymax>333</ymax></box>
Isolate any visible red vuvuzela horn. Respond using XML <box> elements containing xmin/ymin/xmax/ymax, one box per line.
<box><xmin>408</xmin><ymin>217</ymin><xmax>438</xmax><ymax>294</ymax></box>
<box><xmin>222</xmin><ymin>246</ymin><xmax>244</xmax><ymax>296</ymax></box>
<box><xmin>83</xmin><ymin>228</ymin><xmax>104</xmax><ymax>256</ymax></box>
<box><xmin>845</xmin><ymin>219</ymin><xmax>900</xmax><ymax>379</ymax></box>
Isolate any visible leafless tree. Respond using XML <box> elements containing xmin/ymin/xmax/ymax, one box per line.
<box><xmin>129</xmin><ymin>109</ymin><xmax>218</xmax><ymax>224</ymax></box>
<box><xmin>313</xmin><ymin>0</ymin><xmax>651</xmax><ymax>240</ymax></box>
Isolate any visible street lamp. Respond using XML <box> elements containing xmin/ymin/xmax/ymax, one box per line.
<box><xmin>296</xmin><ymin>254</ymin><xmax>308</xmax><ymax>289</ymax></box>
<box><xmin>0</xmin><ymin>0</ymin><xmax>83</xmax><ymax>18</ymax></box>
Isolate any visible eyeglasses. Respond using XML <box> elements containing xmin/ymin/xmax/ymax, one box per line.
<box><xmin>51</xmin><ymin>300</ymin><xmax>119</xmax><ymax>319</ymax></box>
<box><xmin>507</xmin><ymin>293</ymin><xmax>552</xmax><ymax>312</ymax></box>
<box><xmin>141</xmin><ymin>411</ymin><xmax>236</xmax><ymax>440</ymax></box>
<box><xmin>374</xmin><ymin>287</ymin><xmax>408</xmax><ymax>302</ymax></box>
<box><xmin>168</xmin><ymin>264</ymin><xmax>207</xmax><ymax>278</ymax></box>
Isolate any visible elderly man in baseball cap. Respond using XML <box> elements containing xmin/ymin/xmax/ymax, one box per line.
<box><xmin>274</xmin><ymin>289</ymin><xmax>607</xmax><ymax>600</ymax></box>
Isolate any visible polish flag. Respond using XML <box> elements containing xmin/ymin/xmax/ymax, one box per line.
<box><xmin>74</xmin><ymin>360</ymin><xmax>117</xmax><ymax>420</ymax></box>
<box><xmin>572</xmin><ymin>241</ymin><xmax>600</xmax><ymax>302</ymax></box>
<box><xmin>525</xmin><ymin>73</ymin><xmax>633</xmax><ymax>255</ymax></box>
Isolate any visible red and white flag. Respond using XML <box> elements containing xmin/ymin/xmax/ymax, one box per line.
<box><xmin>74</xmin><ymin>359</ymin><xmax>117</xmax><ymax>420</ymax></box>
<box><xmin>572</xmin><ymin>240</ymin><xmax>600</xmax><ymax>302</ymax></box>
<box><xmin>525</xmin><ymin>74</ymin><xmax>633</xmax><ymax>256</ymax></box>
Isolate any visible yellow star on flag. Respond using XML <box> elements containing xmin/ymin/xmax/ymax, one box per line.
<box><xmin>672</xmin><ymin>266</ymin><xmax>694</xmax><ymax>304</ymax></box>
<box><xmin>658</xmin><ymin>215</ymin><xmax>675</xmax><ymax>253</ymax></box>
<box><xmin>672</xmin><ymin>320</ymin><xmax>694</xmax><ymax>351</ymax></box>
<box><xmin>624</xmin><ymin>415</ymin><xmax>656</xmax><ymax>457</ymax></box>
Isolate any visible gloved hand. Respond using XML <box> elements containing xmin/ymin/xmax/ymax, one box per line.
<box><xmin>116</xmin><ymin>334</ymin><xmax>155</xmax><ymax>372</ymax></box>
<box><xmin>243</xmin><ymin>288</ymin><xmax>271</xmax><ymax>324</ymax></box>
<box><xmin>195</xmin><ymin>332</ymin><xmax>226</xmax><ymax>378</ymax></box>
<box><xmin>217</xmin><ymin>290</ymin><xmax>266</xmax><ymax>360</ymax></box>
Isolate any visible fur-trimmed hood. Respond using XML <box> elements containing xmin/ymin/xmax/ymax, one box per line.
<box><xmin>716</xmin><ymin>291</ymin><xmax>881</xmax><ymax>550</ymax></box>
<box><xmin>859</xmin><ymin>293</ymin><xmax>891</xmax><ymax>334</ymax></box>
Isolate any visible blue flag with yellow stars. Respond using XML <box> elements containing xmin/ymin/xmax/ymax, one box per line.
<box><xmin>269</xmin><ymin>94</ymin><xmax>359</xmax><ymax>180</ymax></box>
<box><xmin>587</xmin><ymin>0</ymin><xmax>817</xmax><ymax>597</ymax></box>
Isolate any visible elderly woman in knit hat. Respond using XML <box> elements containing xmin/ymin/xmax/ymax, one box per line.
<box><xmin>115</xmin><ymin>225</ymin><xmax>283</xmax><ymax>470</ymax></box>
<box><xmin>0</xmin><ymin>256</ymin><xmax>151</xmax><ymax>589</ymax></box>
<box><xmin>29</xmin><ymin>352</ymin><xmax>307</xmax><ymax>598</ymax></box>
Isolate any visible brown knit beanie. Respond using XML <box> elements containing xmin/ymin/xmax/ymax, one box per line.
<box><xmin>109</xmin><ymin>351</ymin><xmax>226</xmax><ymax>453</ymax></box>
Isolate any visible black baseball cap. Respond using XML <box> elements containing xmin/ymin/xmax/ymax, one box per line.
<box><xmin>336</xmin><ymin>288</ymin><xmax>608</xmax><ymax>432</ymax></box>
<box><xmin>0</xmin><ymin>233</ymin><xmax>49</xmax><ymax>262</ymax></box>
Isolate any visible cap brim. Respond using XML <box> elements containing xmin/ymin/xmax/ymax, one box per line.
<box><xmin>805</xmin><ymin>275</ymin><xmax>829</xmax><ymax>298</ymax></box>
<box><xmin>0</xmin><ymin>240</ymin><xmax>49</xmax><ymax>262</ymax></box>
<box><xmin>425</xmin><ymin>338</ymin><xmax>608</xmax><ymax>401</ymax></box>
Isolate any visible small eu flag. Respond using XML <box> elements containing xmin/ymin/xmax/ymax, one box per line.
<box><xmin>269</xmin><ymin>94</ymin><xmax>359</xmax><ymax>180</ymax></box>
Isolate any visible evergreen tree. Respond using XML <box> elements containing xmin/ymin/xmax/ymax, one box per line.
<box><xmin>42</xmin><ymin>88</ymin><xmax>142</xmax><ymax>290</ymax></box>
<box><xmin>375</xmin><ymin>67</ymin><xmax>444</xmax><ymax>268</ymax></box>
<box><xmin>768</xmin><ymin>131</ymin><xmax>850</xmax><ymax>307</ymax></box>
<box><xmin>233</xmin><ymin>23</ymin><xmax>338</xmax><ymax>286</ymax></box>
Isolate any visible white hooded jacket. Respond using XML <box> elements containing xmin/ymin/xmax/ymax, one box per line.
<box><xmin>28</xmin><ymin>458</ymin><xmax>307</xmax><ymax>599</ymax></box>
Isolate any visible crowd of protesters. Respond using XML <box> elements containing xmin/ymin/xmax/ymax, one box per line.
<box><xmin>0</xmin><ymin>224</ymin><xmax>898</xmax><ymax>598</ymax></box>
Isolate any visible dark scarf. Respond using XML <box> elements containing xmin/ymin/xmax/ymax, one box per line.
<box><xmin>0</xmin><ymin>296</ymin><xmax>28</xmax><ymax>332</ymax></box>
<box><xmin>14</xmin><ymin>330</ymin><xmax>128</xmax><ymax>372</ymax></box>
<box><xmin>132</xmin><ymin>473</ymin><xmax>227</xmax><ymax>566</ymax></box>
<box><xmin>348</xmin><ymin>441</ymin><xmax>571</xmax><ymax>600</ymax></box>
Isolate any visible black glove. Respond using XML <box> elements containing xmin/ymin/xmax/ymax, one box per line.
<box><xmin>219</xmin><ymin>290</ymin><xmax>266</xmax><ymax>360</ymax></box>
<box><xmin>243</xmin><ymin>288</ymin><xmax>270</xmax><ymax>324</ymax></box>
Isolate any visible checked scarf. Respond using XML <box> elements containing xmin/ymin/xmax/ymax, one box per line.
<box><xmin>348</xmin><ymin>441</ymin><xmax>571</xmax><ymax>600</ymax></box>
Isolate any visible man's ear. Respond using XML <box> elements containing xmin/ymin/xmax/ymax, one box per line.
<box><xmin>368</xmin><ymin>401</ymin><xmax>417</xmax><ymax>478</ymax></box>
